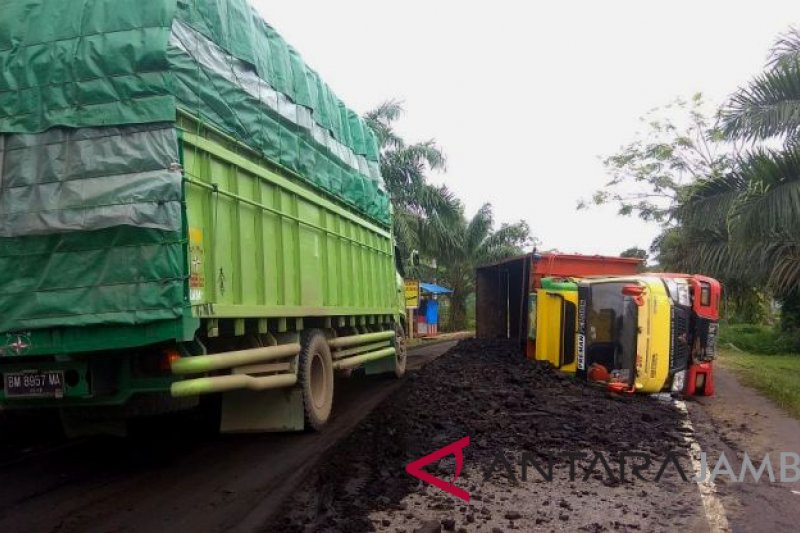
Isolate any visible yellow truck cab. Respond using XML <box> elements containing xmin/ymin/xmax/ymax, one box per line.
<box><xmin>575</xmin><ymin>276</ymin><xmax>673</xmax><ymax>394</ymax></box>
<box><xmin>534</xmin><ymin>278</ymin><xmax>579</xmax><ymax>373</ymax></box>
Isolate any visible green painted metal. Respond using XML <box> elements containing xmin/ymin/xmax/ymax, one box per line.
<box><xmin>0</xmin><ymin>0</ymin><xmax>402</xmax><ymax>410</ymax></box>
<box><xmin>332</xmin><ymin>341</ymin><xmax>392</xmax><ymax>360</ymax></box>
<box><xmin>180</xmin><ymin>114</ymin><xmax>398</xmax><ymax>320</ymax></box>
<box><xmin>332</xmin><ymin>347</ymin><xmax>396</xmax><ymax>370</ymax></box>
<box><xmin>0</xmin><ymin>357</ymin><xmax>175</xmax><ymax>406</ymax></box>
<box><xmin>328</xmin><ymin>330</ymin><xmax>396</xmax><ymax>349</ymax></box>
<box><xmin>171</xmin><ymin>343</ymin><xmax>301</xmax><ymax>375</ymax></box>
<box><xmin>171</xmin><ymin>373</ymin><xmax>297</xmax><ymax>397</ymax></box>
<box><xmin>2</xmin><ymin>316</ymin><xmax>198</xmax><ymax>358</ymax></box>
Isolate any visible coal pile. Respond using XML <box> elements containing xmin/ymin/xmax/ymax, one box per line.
<box><xmin>270</xmin><ymin>338</ymin><xmax>690</xmax><ymax>532</ymax></box>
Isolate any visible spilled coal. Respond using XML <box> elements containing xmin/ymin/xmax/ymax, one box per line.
<box><xmin>270</xmin><ymin>339</ymin><xmax>692</xmax><ymax>532</ymax></box>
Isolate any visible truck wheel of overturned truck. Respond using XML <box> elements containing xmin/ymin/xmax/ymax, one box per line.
<box><xmin>394</xmin><ymin>323</ymin><xmax>408</xmax><ymax>378</ymax></box>
<box><xmin>299</xmin><ymin>329</ymin><xmax>334</xmax><ymax>431</ymax></box>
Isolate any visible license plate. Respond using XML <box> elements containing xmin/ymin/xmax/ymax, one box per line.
<box><xmin>4</xmin><ymin>371</ymin><xmax>65</xmax><ymax>398</ymax></box>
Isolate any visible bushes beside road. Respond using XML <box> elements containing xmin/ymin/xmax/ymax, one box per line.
<box><xmin>718</xmin><ymin>323</ymin><xmax>800</xmax><ymax>419</ymax></box>
<box><xmin>718</xmin><ymin>323</ymin><xmax>800</xmax><ymax>355</ymax></box>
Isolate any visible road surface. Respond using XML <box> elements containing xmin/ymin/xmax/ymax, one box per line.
<box><xmin>0</xmin><ymin>341</ymin><xmax>459</xmax><ymax>533</ymax></box>
<box><xmin>1</xmin><ymin>340</ymin><xmax>798</xmax><ymax>532</ymax></box>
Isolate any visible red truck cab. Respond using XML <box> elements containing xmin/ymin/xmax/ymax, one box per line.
<box><xmin>651</xmin><ymin>274</ymin><xmax>721</xmax><ymax>396</ymax></box>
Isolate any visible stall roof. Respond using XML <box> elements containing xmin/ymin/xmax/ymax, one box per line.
<box><xmin>420</xmin><ymin>282</ymin><xmax>453</xmax><ymax>295</ymax></box>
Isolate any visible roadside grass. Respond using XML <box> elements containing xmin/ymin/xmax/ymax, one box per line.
<box><xmin>717</xmin><ymin>346</ymin><xmax>800</xmax><ymax>419</ymax></box>
<box><xmin>717</xmin><ymin>323</ymin><xmax>800</xmax><ymax>418</ymax></box>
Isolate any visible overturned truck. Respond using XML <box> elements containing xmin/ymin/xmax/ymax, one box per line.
<box><xmin>0</xmin><ymin>0</ymin><xmax>406</xmax><ymax>433</ymax></box>
<box><xmin>476</xmin><ymin>254</ymin><xmax>719</xmax><ymax>396</ymax></box>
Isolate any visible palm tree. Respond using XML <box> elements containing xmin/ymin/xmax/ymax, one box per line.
<box><xmin>438</xmin><ymin>204</ymin><xmax>531</xmax><ymax>330</ymax></box>
<box><xmin>680</xmin><ymin>146</ymin><xmax>800</xmax><ymax>328</ymax></box>
<box><xmin>363</xmin><ymin>102</ymin><xmax>532</xmax><ymax>329</ymax></box>
<box><xmin>722</xmin><ymin>27</ymin><xmax>800</xmax><ymax>144</ymax></box>
<box><xmin>364</xmin><ymin>101</ymin><xmax>462</xmax><ymax>264</ymax></box>
<box><xmin>676</xmin><ymin>27</ymin><xmax>800</xmax><ymax>330</ymax></box>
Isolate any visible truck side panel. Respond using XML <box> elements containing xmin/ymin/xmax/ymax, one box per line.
<box><xmin>179</xmin><ymin>120</ymin><xmax>396</xmax><ymax>319</ymax></box>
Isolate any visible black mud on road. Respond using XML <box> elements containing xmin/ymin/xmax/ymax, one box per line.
<box><xmin>272</xmin><ymin>339</ymin><xmax>704</xmax><ymax>532</ymax></box>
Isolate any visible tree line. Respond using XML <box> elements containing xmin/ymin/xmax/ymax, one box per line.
<box><xmin>582</xmin><ymin>28</ymin><xmax>800</xmax><ymax>333</ymax></box>
<box><xmin>363</xmin><ymin>101</ymin><xmax>533</xmax><ymax>331</ymax></box>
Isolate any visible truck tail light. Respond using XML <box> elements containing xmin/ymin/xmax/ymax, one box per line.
<box><xmin>160</xmin><ymin>349</ymin><xmax>182</xmax><ymax>372</ymax></box>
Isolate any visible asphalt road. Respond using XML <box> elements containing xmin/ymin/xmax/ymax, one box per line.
<box><xmin>0</xmin><ymin>341</ymin><xmax>459</xmax><ymax>533</ymax></box>
<box><xmin>0</xmin><ymin>340</ymin><xmax>798</xmax><ymax>532</ymax></box>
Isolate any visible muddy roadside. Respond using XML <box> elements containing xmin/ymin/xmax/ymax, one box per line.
<box><xmin>686</xmin><ymin>366</ymin><xmax>800</xmax><ymax>533</ymax></box>
<box><xmin>271</xmin><ymin>339</ymin><xmax>708</xmax><ymax>532</ymax></box>
<box><xmin>0</xmin><ymin>342</ymin><xmax>460</xmax><ymax>533</ymax></box>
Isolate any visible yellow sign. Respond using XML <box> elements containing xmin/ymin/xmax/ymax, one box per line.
<box><xmin>405</xmin><ymin>279</ymin><xmax>420</xmax><ymax>309</ymax></box>
<box><xmin>188</xmin><ymin>227</ymin><xmax>205</xmax><ymax>303</ymax></box>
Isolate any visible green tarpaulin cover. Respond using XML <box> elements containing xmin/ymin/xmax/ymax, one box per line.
<box><xmin>0</xmin><ymin>0</ymin><xmax>389</xmax><ymax>224</ymax></box>
<box><xmin>0</xmin><ymin>0</ymin><xmax>389</xmax><ymax>335</ymax></box>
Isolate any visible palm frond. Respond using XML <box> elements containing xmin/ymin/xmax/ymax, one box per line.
<box><xmin>364</xmin><ymin>100</ymin><xmax>404</xmax><ymax>123</ymax></box>
<box><xmin>364</xmin><ymin>100</ymin><xmax>405</xmax><ymax>149</ymax></box>
<box><xmin>768</xmin><ymin>27</ymin><xmax>800</xmax><ymax>70</ymax></box>
<box><xmin>768</xmin><ymin>243</ymin><xmax>800</xmax><ymax>292</ymax></box>
<box><xmin>481</xmin><ymin>221</ymin><xmax>531</xmax><ymax>253</ymax></box>
<box><xmin>464</xmin><ymin>204</ymin><xmax>494</xmax><ymax>254</ymax></box>
<box><xmin>721</xmin><ymin>65</ymin><xmax>800</xmax><ymax>141</ymax></box>
<box><xmin>728</xmin><ymin>147</ymin><xmax>800</xmax><ymax>242</ymax></box>
<box><xmin>679</xmin><ymin>172</ymin><xmax>745</xmax><ymax>233</ymax></box>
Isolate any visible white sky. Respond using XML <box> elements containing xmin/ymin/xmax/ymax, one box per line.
<box><xmin>252</xmin><ymin>1</ymin><xmax>796</xmax><ymax>256</ymax></box>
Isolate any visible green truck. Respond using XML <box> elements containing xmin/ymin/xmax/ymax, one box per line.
<box><xmin>0</xmin><ymin>0</ymin><xmax>406</xmax><ymax>433</ymax></box>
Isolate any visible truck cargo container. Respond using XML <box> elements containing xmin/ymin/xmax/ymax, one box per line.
<box><xmin>475</xmin><ymin>253</ymin><xmax>643</xmax><ymax>356</ymax></box>
<box><xmin>0</xmin><ymin>0</ymin><xmax>405</xmax><ymax>433</ymax></box>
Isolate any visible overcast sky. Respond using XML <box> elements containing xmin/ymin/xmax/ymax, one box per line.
<box><xmin>252</xmin><ymin>1</ymin><xmax>796</xmax><ymax>257</ymax></box>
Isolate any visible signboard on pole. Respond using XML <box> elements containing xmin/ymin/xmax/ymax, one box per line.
<box><xmin>405</xmin><ymin>279</ymin><xmax>420</xmax><ymax>309</ymax></box>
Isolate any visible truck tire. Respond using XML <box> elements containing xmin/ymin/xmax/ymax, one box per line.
<box><xmin>394</xmin><ymin>323</ymin><xmax>408</xmax><ymax>378</ymax></box>
<box><xmin>299</xmin><ymin>329</ymin><xmax>334</xmax><ymax>431</ymax></box>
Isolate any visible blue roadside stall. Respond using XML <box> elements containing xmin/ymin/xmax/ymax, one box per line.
<box><xmin>417</xmin><ymin>283</ymin><xmax>453</xmax><ymax>337</ymax></box>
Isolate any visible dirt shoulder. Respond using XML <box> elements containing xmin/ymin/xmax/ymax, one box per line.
<box><xmin>687</xmin><ymin>365</ymin><xmax>800</xmax><ymax>533</ymax></box>
<box><xmin>408</xmin><ymin>331</ymin><xmax>475</xmax><ymax>349</ymax></box>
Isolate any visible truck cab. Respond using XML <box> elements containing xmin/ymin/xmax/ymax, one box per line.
<box><xmin>574</xmin><ymin>276</ymin><xmax>670</xmax><ymax>394</ymax></box>
<box><xmin>572</xmin><ymin>274</ymin><xmax>719</xmax><ymax>396</ymax></box>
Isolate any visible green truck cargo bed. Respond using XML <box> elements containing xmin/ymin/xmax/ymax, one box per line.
<box><xmin>0</xmin><ymin>0</ymin><xmax>398</xmax><ymax>359</ymax></box>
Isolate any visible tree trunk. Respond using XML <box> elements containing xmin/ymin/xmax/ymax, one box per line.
<box><xmin>448</xmin><ymin>290</ymin><xmax>468</xmax><ymax>331</ymax></box>
<box><xmin>780</xmin><ymin>288</ymin><xmax>800</xmax><ymax>332</ymax></box>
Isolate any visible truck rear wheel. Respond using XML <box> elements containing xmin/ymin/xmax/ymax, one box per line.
<box><xmin>299</xmin><ymin>330</ymin><xmax>334</xmax><ymax>431</ymax></box>
<box><xmin>394</xmin><ymin>323</ymin><xmax>408</xmax><ymax>378</ymax></box>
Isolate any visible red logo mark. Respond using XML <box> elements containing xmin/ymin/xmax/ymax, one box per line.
<box><xmin>9</xmin><ymin>335</ymin><xmax>30</xmax><ymax>354</ymax></box>
<box><xmin>405</xmin><ymin>436</ymin><xmax>470</xmax><ymax>502</ymax></box>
